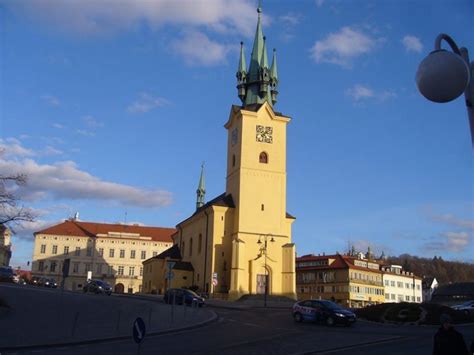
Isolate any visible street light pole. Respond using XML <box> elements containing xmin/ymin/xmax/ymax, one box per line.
<box><xmin>258</xmin><ymin>234</ymin><xmax>274</xmax><ymax>308</ymax></box>
<box><xmin>416</xmin><ymin>33</ymin><xmax>474</xmax><ymax>147</ymax></box>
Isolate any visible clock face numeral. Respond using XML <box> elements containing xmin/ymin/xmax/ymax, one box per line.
<box><xmin>256</xmin><ymin>125</ymin><xmax>273</xmax><ymax>144</ymax></box>
<box><xmin>231</xmin><ymin>128</ymin><xmax>238</xmax><ymax>146</ymax></box>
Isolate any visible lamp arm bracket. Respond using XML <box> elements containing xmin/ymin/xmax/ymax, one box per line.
<box><xmin>435</xmin><ymin>33</ymin><xmax>462</xmax><ymax>55</ymax></box>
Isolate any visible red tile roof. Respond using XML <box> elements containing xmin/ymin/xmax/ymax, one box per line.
<box><xmin>296</xmin><ymin>254</ymin><xmax>383</xmax><ymax>273</ymax></box>
<box><xmin>35</xmin><ymin>220</ymin><xmax>176</xmax><ymax>243</ymax></box>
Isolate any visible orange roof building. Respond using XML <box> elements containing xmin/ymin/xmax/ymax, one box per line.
<box><xmin>32</xmin><ymin>218</ymin><xmax>175</xmax><ymax>293</ymax></box>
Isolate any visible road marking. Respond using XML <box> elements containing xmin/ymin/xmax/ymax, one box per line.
<box><xmin>301</xmin><ymin>336</ymin><xmax>408</xmax><ymax>354</ymax></box>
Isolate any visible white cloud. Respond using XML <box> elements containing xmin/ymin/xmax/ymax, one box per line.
<box><xmin>52</xmin><ymin>123</ymin><xmax>64</xmax><ymax>129</ymax></box>
<box><xmin>310</xmin><ymin>27</ymin><xmax>378</xmax><ymax>68</ymax></box>
<box><xmin>402</xmin><ymin>35</ymin><xmax>423</xmax><ymax>53</ymax></box>
<box><xmin>424</xmin><ymin>232</ymin><xmax>472</xmax><ymax>253</ymax></box>
<box><xmin>42</xmin><ymin>146</ymin><xmax>63</xmax><ymax>156</ymax></box>
<box><xmin>41</xmin><ymin>94</ymin><xmax>60</xmax><ymax>106</ymax></box>
<box><xmin>0</xmin><ymin>141</ymin><xmax>173</xmax><ymax>208</ymax></box>
<box><xmin>76</xmin><ymin>129</ymin><xmax>95</xmax><ymax>137</ymax></box>
<box><xmin>83</xmin><ymin>115</ymin><xmax>104</xmax><ymax>128</ymax></box>
<box><xmin>127</xmin><ymin>93</ymin><xmax>170</xmax><ymax>114</ymax></box>
<box><xmin>8</xmin><ymin>0</ymin><xmax>257</xmax><ymax>37</ymax></box>
<box><xmin>279</xmin><ymin>13</ymin><xmax>301</xmax><ymax>26</ymax></box>
<box><xmin>0</xmin><ymin>138</ymin><xmax>36</xmax><ymax>157</ymax></box>
<box><xmin>431</xmin><ymin>214</ymin><xmax>474</xmax><ymax>230</ymax></box>
<box><xmin>172</xmin><ymin>30</ymin><xmax>233</xmax><ymax>66</ymax></box>
<box><xmin>315</xmin><ymin>0</ymin><xmax>325</xmax><ymax>7</ymax></box>
<box><xmin>345</xmin><ymin>84</ymin><xmax>396</xmax><ymax>102</ymax></box>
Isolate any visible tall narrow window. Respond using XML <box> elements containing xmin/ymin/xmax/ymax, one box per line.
<box><xmin>259</xmin><ymin>152</ymin><xmax>268</xmax><ymax>164</ymax></box>
<box><xmin>232</xmin><ymin>154</ymin><xmax>236</xmax><ymax>167</ymax></box>
<box><xmin>198</xmin><ymin>234</ymin><xmax>202</xmax><ymax>254</ymax></box>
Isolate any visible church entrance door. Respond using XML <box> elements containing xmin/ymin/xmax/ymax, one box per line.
<box><xmin>256</xmin><ymin>274</ymin><xmax>267</xmax><ymax>294</ymax></box>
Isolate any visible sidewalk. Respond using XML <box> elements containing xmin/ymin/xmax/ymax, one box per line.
<box><xmin>0</xmin><ymin>285</ymin><xmax>216</xmax><ymax>351</ymax></box>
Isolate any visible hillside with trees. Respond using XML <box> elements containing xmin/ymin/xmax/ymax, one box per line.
<box><xmin>387</xmin><ymin>254</ymin><xmax>474</xmax><ymax>285</ymax></box>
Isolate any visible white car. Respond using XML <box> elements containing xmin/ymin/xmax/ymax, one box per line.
<box><xmin>451</xmin><ymin>300</ymin><xmax>474</xmax><ymax>315</ymax></box>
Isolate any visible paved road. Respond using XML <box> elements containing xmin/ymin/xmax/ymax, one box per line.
<box><xmin>2</xmin><ymin>284</ymin><xmax>473</xmax><ymax>355</ymax></box>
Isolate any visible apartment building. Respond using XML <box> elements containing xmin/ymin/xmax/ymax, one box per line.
<box><xmin>32</xmin><ymin>219</ymin><xmax>175</xmax><ymax>293</ymax></box>
<box><xmin>0</xmin><ymin>224</ymin><xmax>12</xmax><ymax>267</ymax></box>
<box><xmin>296</xmin><ymin>253</ymin><xmax>385</xmax><ymax>308</ymax></box>
<box><xmin>381</xmin><ymin>265</ymin><xmax>422</xmax><ymax>303</ymax></box>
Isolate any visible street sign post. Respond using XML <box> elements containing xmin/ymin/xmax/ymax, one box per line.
<box><xmin>132</xmin><ymin>317</ymin><xmax>146</xmax><ymax>354</ymax></box>
<box><xmin>166</xmin><ymin>261</ymin><xmax>176</xmax><ymax>290</ymax></box>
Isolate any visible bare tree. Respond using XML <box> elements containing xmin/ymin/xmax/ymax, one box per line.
<box><xmin>0</xmin><ymin>173</ymin><xmax>35</xmax><ymax>227</ymax></box>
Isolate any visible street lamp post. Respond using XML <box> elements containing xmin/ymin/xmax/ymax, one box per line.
<box><xmin>257</xmin><ymin>234</ymin><xmax>275</xmax><ymax>307</ymax></box>
<box><xmin>416</xmin><ymin>33</ymin><xmax>474</xmax><ymax>147</ymax></box>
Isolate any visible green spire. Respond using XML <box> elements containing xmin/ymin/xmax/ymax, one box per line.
<box><xmin>270</xmin><ymin>48</ymin><xmax>278</xmax><ymax>84</ymax></box>
<box><xmin>247</xmin><ymin>6</ymin><xmax>264</xmax><ymax>83</ymax></box>
<box><xmin>236</xmin><ymin>42</ymin><xmax>247</xmax><ymax>102</ymax></box>
<box><xmin>260</xmin><ymin>36</ymin><xmax>269</xmax><ymax>69</ymax></box>
<box><xmin>196</xmin><ymin>163</ymin><xmax>205</xmax><ymax>210</ymax></box>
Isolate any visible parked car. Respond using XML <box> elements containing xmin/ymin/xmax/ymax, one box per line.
<box><xmin>451</xmin><ymin>300</ymin><xmax>474</xmax><ymax>315</ymax></box>
<box><xmin>83</xmin><ymin>279</ymin><xmax>112</xmax><ymax>295</ymax></box>
<box><xmin>163</xmin><ymin>288</ymin><xmax>205</xmax><ymax>307</ymax></box>
<box><xmin>292</xmin><ymin>299</ymin><xmax>357</xmax><ymax>326</ymax></box>
<box><xmin>30</xmin><ymin>276</ymin><xmax>42</xmax><ymax>286</ymax></box>
<box><xmin>0</xmin><ymin>267</ymin><xmax>14</xmax><ymax>283</ymax></box>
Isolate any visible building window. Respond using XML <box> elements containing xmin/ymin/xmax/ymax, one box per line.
<box><xmin>73</xmin><ymin>262</ymin><xmax>79</xmax><ymax>273</ymax></box>
<box><xmin>153</xmin><ymin>251</ymin><xmax>157</xmax><ymax>257</ymax></box>
<box><xmin>384</xmin><ymin>280</ymin><xmax>389</xmax><ymax>286</ymax></box>
<box><xmin>141</xmin><ymin>251</ymin><xmax>146</xmax><ymax>260</ymax></box>
<box><xmin>38</xmin><ymin>261</ymin><xmax>44</xmax><ymax>271</ymax></box>
<box><xmin>118</xmin><ymin>266</ymin><xmax>124</xmax><ymax>276</ymax></box>
<box><xmin>86</xmin><ymin>247</ymin><xmax>92</xmax><ymax>257</ymax></box>
<box><xmin>416</xmin><ymin>284</ymin><xmax>421</xmax><ymax>290</ymax></box>
<box><xmin>97</xmin><ymin>263</ymin><xmax>103</xmax><ymax>274</ymax></box>
<box><xmin>198</xmin><ymin>234</ymin><xmax>202</xmax><ymax>254</ymax></box>
<box><xmin>75</xmin><ymin>247</ymin><xmax>81</xmax><ymax>256</ymax></box>
<box><xmin>131</xmin><ymin>250</ymin><xmax>136</xmax><ymax>259</ymax></box>
<box><xmin>259</xmin><ymin>151</ymin><xmax>268</xmax><ymax>164</ymax></box>
<box><xmin>85</xmin><ymin>263</ymin><xmax>92</xmax><ymax>272</ymax></box>
<box><xmin>416</xmin><ymin>296</ymin><xmax>421</xmax><ymax>302</ymax></box>
<box><xmin>405</xmin><ymin>295</ymin><xmax>410</xmax><ymax>301</ymax></box>
<box><xmin>140</xmin><ymin>267</ymin><xmax>143</xmax><ymax>277</ymax></box>
<box><xmin>189</xmin><ymin>238</ymin><xmax>193</xmax><ymax>256</ymax></box>
<box><xmin>129</xmin><ymin>267</ymin><xmax>135</xmax><ymax>276</ymax></box>
<box><xmin>107</xmin><ymin>265</ymin><xmax>113</xmax><ymax>275</ymax></box>
<box><xmin>40</xmin><ymin>244</ymin><xmax>46</xmax><ymax>254</ymax></box>
<box><xmin>99</xmin><ymin>248</ymin><xmax>104</xmax><ymax>257</ymax></box>
<box><xmin>52</xmin><ymin>245</ymin><xmax>58</xmax><ymax>254</ymax></box>
<box><xmin>261</xmin><ymin>204</ymin><xmax>264</xmax><ymax>211</ymax></box>
<box><xmin>397</xmin><ymin>282</ymin><xmax>403</xmax><ymax>288</ymax></box>
<box><xmin>50</xmin><ymin>261</ymin><xmax>57</xmax><ymax>273</ymax></box>
<box><xmin>109</xmin><ymin>249</ymin><xmax>115</xmax><ymax>258</ymax></box>
<box><xmin>120</xmin><ymin>249</ymin><xmax>125</xmax><ymax>258</ymax></box>
<box><xmin>64</xmin><ymin>246</ymin><xmax>69</xmax><ymax>255</ymax></box>
<box><xmin>232</xmin><ymin>154</ymin><xmax>236</xmax><ymax>167</ymax></box>
<box><xmin>405</xmin><ymin>283</ymin><xmax>410</xmax><ymax>289</ymax></box>
<box><xmin>390</xmin><ymin>281</ymin><xmax>395</xmax><ymax>287</ymax></box>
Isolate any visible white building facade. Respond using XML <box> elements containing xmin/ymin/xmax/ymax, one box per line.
<box><xmin>382</xmin><ymin>265</ymin><xmax>422</xmax><ymax>303</ymax></box>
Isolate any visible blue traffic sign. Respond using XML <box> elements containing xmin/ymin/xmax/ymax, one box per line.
<box><xmin>132</xmin><ymin>317</ymin><xmax>146</xmax><ymax>344</ymax></box>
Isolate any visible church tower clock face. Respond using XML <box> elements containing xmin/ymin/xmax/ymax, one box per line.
<box><xmin>256</xmin><ymin>125</ymin><xmax>273</xmax><ymax>143</ymax></box>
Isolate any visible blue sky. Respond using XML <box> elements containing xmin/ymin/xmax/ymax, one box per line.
<box><xmin>1</xmin><ymin>0</ymin><xmax>473</xmax><ymax>268</ymax></box>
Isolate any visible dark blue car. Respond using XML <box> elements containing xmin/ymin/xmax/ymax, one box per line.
<box><xmin>293</xmin><ymin>299</ymin><xmax>356</xmax><ymax>326</ymax></box>
<box><xmin>164</xmin><ymin>288</ymin><xmax>205</xmax><ymax>307</ymax></box>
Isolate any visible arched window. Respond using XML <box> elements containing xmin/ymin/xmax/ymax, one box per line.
<box><xmin>259</xmin><ymin>152</ymin><xmax>268</xmax><ymax>164</ymax></box>
<box><xmin>198</xmin><ymin>234</ymin><xmax>202</xmax><ymax>254</ymax></box>
<box><xmin>232</xmin><ymin>154</ymin><xmax>236</xmax><ymax>167</ymax></box>
<box><xmin>189</xmin><ymin>238</ymin><xmax>193</xmax><ymax>256</ymax></box>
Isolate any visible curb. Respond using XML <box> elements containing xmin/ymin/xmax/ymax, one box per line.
<box><xmin>0</xmin><ymin>310</ymin><xmax>218</xmax><ymax>353</ymax></box>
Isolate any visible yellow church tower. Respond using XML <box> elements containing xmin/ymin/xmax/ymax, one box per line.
<box><xmin>225</xmin><ymin>4</ymin><xmax>296</xmax><ymax>300</ymax></box>
<box><xmin>143</xmin><ymin>4</ymin><xmax>296</xmax><ymax>301</ymax></box>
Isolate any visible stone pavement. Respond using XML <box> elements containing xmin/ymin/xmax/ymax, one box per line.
<box><xmin>0</xmin><ymin>284</ymin><xmax>216</xmax><ymax>351</ymax></box>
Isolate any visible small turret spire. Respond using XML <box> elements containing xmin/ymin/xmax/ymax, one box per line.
<box><xmin>270</xmin><ymin>48</ymin><xmax>278</xmax><ymax>105</ymax></box>
<box><xmin>236</xmin><ymin>42</ymin><xmax>247</xmax><ymax>103</ymax></box>
<box><xmin>196</xmin><ymin>163</ymin><xmax>206</xmax><ymax>210</ymax></box>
